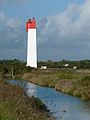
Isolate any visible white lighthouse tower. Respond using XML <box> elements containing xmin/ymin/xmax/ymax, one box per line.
<box><xmin>26</xmin><ymin>18</ymin><xmax>37</xmax><ymax>68</ymax></box>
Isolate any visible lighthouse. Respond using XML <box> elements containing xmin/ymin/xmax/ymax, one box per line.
<box><xmin>26</xmin><ymin>18</ymin><xmax>37</xmax><ymax>68</ymax></box>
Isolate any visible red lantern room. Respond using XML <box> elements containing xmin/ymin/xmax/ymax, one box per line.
<box><xmin>26</xmin><ymin>18</ymin><xmax>36</xmax><ymax>32</ymax></box>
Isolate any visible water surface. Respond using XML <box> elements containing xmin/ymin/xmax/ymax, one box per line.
<box><xmin>8</xmin><ymin>80</ymin><xmax>90</xmax><ymax>120</ymax></box>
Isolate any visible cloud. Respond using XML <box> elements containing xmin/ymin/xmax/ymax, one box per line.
<box><xmin>0</xmin><ymin>49</ymin><xmax>26</xmax><ymax>60</ymax></box>
<box><xmin>37</xmin><ymin>0</ymin><xmax>90</xmax><ymax>60</ymax></box>
<box><xmin>6</xmin><ymin>18</ymin><xmax>22</xmax><ymax>29</ymax></box>
<box><xmin>0</xmin><ymin>12</ymin><xmax>26</xmax><ymax>60</ymax></box>
<box><xmin>0</xmin><ymin>12</ymin><xmax>6</xmax><ymax>21</ymax></box>
<box><xmin>0</xmin><ymin>0</ymin><xmax>90</xmax><ymax>61</ymax></box>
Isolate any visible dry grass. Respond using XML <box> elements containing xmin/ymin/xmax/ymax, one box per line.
<box><xmin>0</xmin><ymin>81</ymin><xmax>54</xmax><ymax>120</ymax></box>
<box><xmin>22</xmin><ymin>69</ymin><xmax>90</xmax><ymax>100</ymax></box>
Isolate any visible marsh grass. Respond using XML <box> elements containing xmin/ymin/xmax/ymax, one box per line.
<box><xmin>0</xmin><ymin>81</ymin><xmax>54</xmax><ymax>120</ymax></box>
<box><xmin>22</xmin><ymin>69</ymin><xmax>90</xmax><ymax>100</ymax></box>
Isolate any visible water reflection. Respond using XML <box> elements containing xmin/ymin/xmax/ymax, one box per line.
<box><xmin>8</xmin><ymin>80</ymin><xmax>90</xmax><ymax>120</ymax></box>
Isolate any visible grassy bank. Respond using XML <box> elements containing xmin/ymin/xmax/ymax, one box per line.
<box><xmin>22</xmin><ymin>69</ymin><xmax>90</xmax><ymax>100</ymax></box>
<box><xmin>0</xmin><ymin>59</ymin><xmax>90</xmax><ymax>101</ymax></box>
<box><xmin>0</xmin><ymin>80</ymin><xmax>54</xmax><ymax>120</ymax></box>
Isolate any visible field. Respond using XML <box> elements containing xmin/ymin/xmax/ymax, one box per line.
<box><xmin>0</xmin><ymin>60</ymin><xmax>90</xmax><ymax>120</ymax></box>
<box><xmin>0</xmin><ymin>60</ymin><xmax>90</xmax><ymax>101</ymax></box>
<box><xmin>22</xmin><ymin>69</ymin><xmax>90</xmax><ymax>100</ymax></box>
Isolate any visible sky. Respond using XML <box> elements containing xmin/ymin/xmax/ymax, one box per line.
<box><xmin>0</xmin><ymin>0</ymin><xmax>90</xmax><ymax>61</ymax></box>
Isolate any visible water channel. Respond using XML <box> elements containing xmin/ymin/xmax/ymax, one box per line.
<box><xmin>8</xmin><ymin>80</ymin><xmax>90</xmax><ymax>120</ymax></box>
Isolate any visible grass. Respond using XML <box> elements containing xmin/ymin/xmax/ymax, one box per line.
<box><xmin>22</xmin><ymin>69</ymin><xmax>90</xmax><ymax>100</ymax></box>
<box><xmin>0</xmin><ymin>81</ymin><xmax>54</xmax><ymax>120</ymax></box>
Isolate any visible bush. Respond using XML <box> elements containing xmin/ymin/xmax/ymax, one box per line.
<box><xmin>81</xmin><ymin>76</ymin><xmax>90</xmax><ymax>81</ymax></box>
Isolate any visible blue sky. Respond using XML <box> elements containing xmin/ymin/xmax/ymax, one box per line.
<box><xmin>1</xmin><ymin>0</ymin><xmax>85</xmax><ymax>20</ymax></box>
<box><xmin>1</xmin><ymin>0</ymin><xmax>90</xmax><ymax>61</ymax></box>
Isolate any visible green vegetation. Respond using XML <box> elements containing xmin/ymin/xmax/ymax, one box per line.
<box><xmin>22</xmin><ymin>69</ymin><xmax>90</xmax><ymax>100</ymax></box>
<box><xmin>0</xmin><ymin>81</ymin><xmax>54</xmax><ymax>120</ymax></box>
<box><xmin>38</xmin><ymin>59</ymin><xmax>90</xmax><ymax>69</ymax></box>
<box><xmin>1</xmin><ymin>59</ymin><xmax>90</xmax><ymax>80</ymax></box>
<box><xmin>0</xmin><ymin>59</ymin><xmax>33</xmax><ymax>80</ymax></box>
<box><xmin>0</xmin><ymin>59</ymin><xmax>90</xmax><ymax>101</ymax></box>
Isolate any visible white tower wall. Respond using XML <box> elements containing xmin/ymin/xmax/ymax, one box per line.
<box><xmin>26</xmin><ymin>29</ymin><xmax>37</xmax><ymax>68</ymax></box>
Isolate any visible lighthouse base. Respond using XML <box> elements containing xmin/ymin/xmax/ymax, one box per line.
<box><xmin>26</xmin><ymin>64</ymin><xmax>37</xmax><ymax>68</ymax></box>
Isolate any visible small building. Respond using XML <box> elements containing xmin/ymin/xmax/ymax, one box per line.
<box><xmin>40</xmin><ymin>66</ymin><xmax>47</xmax><ymax>69</ymax></box>
<box><xmin>64</xmin><ymin>64</ymin><xmax>69</xmax><ymax>67</ymax></box>
<box><xmin>73</xmin><ymin>66</ymin><xmax>77</xmax><ymax>70</ymax></box>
